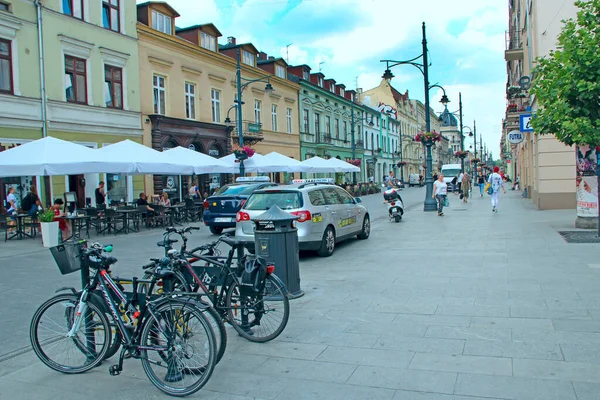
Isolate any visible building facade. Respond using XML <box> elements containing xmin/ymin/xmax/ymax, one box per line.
<box><xmin>504</xmin><ymin>0</ymin><xmax>578</xmax><ymax>210</ymax></box>
<box><xmin>136</xmin><ymin>2</ymin><xmax>300</xmax><ymax>196</ymax></box>
<box><xmin>0</xmin><ymin>0</ymin><xmax>143</xmax><ymax>209</ymax></box>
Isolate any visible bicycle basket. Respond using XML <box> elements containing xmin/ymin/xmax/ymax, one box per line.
<box><xmin>50</xmin><ymin>241</ymin><xmax>85</xmax><ymax>275</ymax></box>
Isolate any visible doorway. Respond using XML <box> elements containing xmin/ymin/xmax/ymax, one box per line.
<box><xmin>68</xmin><ymin>174</ymin><xmax>86</xmax><ymax>207</ymax></box>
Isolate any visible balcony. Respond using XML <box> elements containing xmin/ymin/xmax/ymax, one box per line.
<box><xmin>505</xmin><ymin>30</ymin><xmax>524</xmax><ymax>61</ymax></box>
<box><xmin>300</xmin><ymin>131</ymin><xmax>315</xmax><ymax>143</ymax></box>
<box><xmin>355</xmin><ymin>139</ymin><xmax>364</xmax><ymax>149</ymax></box>
<box><xmin>230</xmin><ymin>120</ymin><xmax>264</xmax><ymax>145</ymax></box>
<box><xmin>316</xmin><ymin>134</ymin><xmax>332</xmax><ymax>147</ymax></box>
<box><xmin>505</xmin><ymin>97</ymin><xmax>530</xmax><ymax>121</ymax></box>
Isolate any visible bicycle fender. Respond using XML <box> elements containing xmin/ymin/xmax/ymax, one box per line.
<box><xmin>54</xmin><ymin>287</ymin><xmax>77</xmax><ymax>294</ymax></box>
<box><xmin>268</xmin><ymin>273</ymin><xmax>289</xmax><ymax>296</ymax></box>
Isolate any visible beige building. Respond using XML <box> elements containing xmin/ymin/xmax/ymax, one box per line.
<box><xmin>136</xmin><ymin>1</ymin><xmax>300</xmax><ymax>196</ymax></box>
<box><xmin>505</xmin><ymin>0</ymin><xmax>579</xmax><ymax>210</ymax></box>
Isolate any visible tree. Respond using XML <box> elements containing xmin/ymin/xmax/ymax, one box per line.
<box><xmin>530</xmin><ymin>0</ymin><xmax>600</xmax><ymax>145</ymax></box>
<box><xmin>530</xmin><ymin>0</ymin><xmax>600</xmax><ymax>234</ymax></box>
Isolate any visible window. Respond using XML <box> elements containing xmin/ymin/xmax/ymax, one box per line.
<box><xmin>318</xmin><ymin>77</ymin><xmax>323</xmax><ymax>87</ymax></box>
<box><xmin>286</xmin><ymin>108</ymin><xmax>292</xmax><ymax>134</ymax></box>
<box><xmin>276</xmin><ymin>64</ymin><xmax>286</xmax><ymax>79</ymax></box>
<box><xmin>0</xmin><ymin>2</ymin><xmax>10</xmax><ymax>11</ymax></box>
<box><xmin>104</xmin><ymin>65</ymin><xmax>122</xmax><ymax>109</ymax></box>
<box><xmin>211</xmin><ymin>89</ymin><xmax>221</xmax><ymax>122</ymax></box>
<box><xmin>102</xmin><ymin>0</ymin><xmax>119</xmax><ymax>32</ymax></box>
<box><xmin>314</xmin><ymin>113</ymin><xmax>320</xmax><ymax>135</ymax></box>
<box><xmin>254</xmin><ymin>99</ymin><xmax>261</xmax><ymax>123</ymax></box>
<box><xmin>0</xmin><ymin>39</ymin><xmax>12</xmax><ymax>94</ymax></box>
<box><xmin>243</xmin><ymin>50</ymin><xmax>255</xmax><ymax>67</ymax></box>
<box><xmin>340</xmin><ymin>88</ymin><xmax>344</xmax><ymax>97</ymax></box>
<box><xmin>63</xmin><ymin>0</ymin><xmax>83</xmax><ymax>19</ymax></box>
<box><xmin>330</xmin><ymin>83</ymin><xmax>335</xmax><ymax>93</ymax></box>
<box><xmin>200</xmin><ymin>32</ymin><xmax>216</xmax><ymax>51</ymax></box>
<box><xmin>302</xmin><ymin>70</ymin><xmax>309</xmax><ymax>80</ymax></box>
<box><xmin>153</xmin><ymin>74</ymin><xmax>165</xmax><ymax>114</ymax></box>
<box><xmin>271</xmin><ymin>104</ymin><xmax>277</xmax><ymax>131</ymax></box>
<box><xmin>65</xmin><ymin>55</ymin><xmax>87</xmax><ymax>104</ymax></box>
<box><xmin>325</xmin><ymin>116</ymin><xmax>331</xmax><ymax>137</ymax></box>
<box><xmin>322</xmin><ymin>187</ymin><xmax>341</xmax><ymax>205</ymax></box>
<box><xmin>308</xmin><ymin>189</ymin><xmax>326</xmax><ymax>206</ymax></box>
<box><xmin>151</xmin><ymin>10</ymin><xmax>172</xmax><ymax>35</ymax></box>
<box><xmin>335</xmin><ymin>118</ymin><xmax>339</xmax><ymax>138</ymax></box>
<box><xmin>303</xmin><ymin>109</ymin><xmax>309</xmax><ymax>132</ymax></box>
<box><xmin>185</xmin><ymin>82</ymin><xmax>196</xmax><ymax>119</ymax></box>
<box><xmin>343</xmin><ymin>121</ymin><xmax>347</xmax><ymax>140</ymax></box>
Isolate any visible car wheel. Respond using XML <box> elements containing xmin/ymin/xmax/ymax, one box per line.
<box><xmin>209</xmin><ymin>226</ymin><xmax>223</xmax><ymax>235</ymax></box>
<box><xmin>357</xmin><ymin>215</ymin><xmax>370</xmax><ymax>239</ymax></box>
<box><xmin>317</xmin><ymin>226</ymin><xmax>335</xmax><ymax>257</ymax></box>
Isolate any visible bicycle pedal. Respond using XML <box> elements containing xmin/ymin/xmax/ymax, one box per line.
<box><xmin>109</xmin><ymin>365</ymin><xmax>121</xmax><ymax>376</ymax></box>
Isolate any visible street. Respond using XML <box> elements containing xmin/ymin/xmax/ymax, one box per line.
<box><xmin>3</xmin><ymin>188</ymin><xmax>600</xmax><ymax>400</ymax></box>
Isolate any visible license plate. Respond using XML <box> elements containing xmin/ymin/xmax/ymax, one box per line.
<box><xmin>215</xmin><ymin>217</ymin><xmax>233</xmax><ymax>223</ymax></box>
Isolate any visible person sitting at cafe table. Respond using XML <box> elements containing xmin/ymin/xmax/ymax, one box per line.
<box><xmin>136</xmin><ymin>193</ymin><xmax>155</xmax><ymax>213</ymax></box>
<box><xmin>51</xmin><ymin>198</ymin><xmax>72</xmax><ymax>240</ymax></box>
<box><xmin>159</xmin><ymin>191</ymin><xmax>171</xmax><ymax>206</ymax></box>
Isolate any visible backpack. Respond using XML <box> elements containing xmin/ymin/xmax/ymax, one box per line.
<box><xmin>21</xmin><ymin>194</ymin><xmax>32</xmax><ymax>211</ymax></box>
<box><xmin>237</xmin><ymin>255</ymin><xmax>268</xmax><ymax>296</ymax></box>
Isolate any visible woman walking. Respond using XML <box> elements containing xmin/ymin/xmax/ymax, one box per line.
<box><xmin>433</xmin><ymin>173</ymin><xmax>448</xmax><ymax>216</ymax></box>
<box><xmin>488</xmin><ymin>166</ymin><xmax>507</xmax><ymax>212</ymax></box>
<box><xmin>478</xmin><ymin>174</ymin><xmax>485</xmax><ymax>197</ymax></box>
<box><xmin>461</xmin><ymin>173</ymin><xmax>471</xmax><ymax>203</ymax></box>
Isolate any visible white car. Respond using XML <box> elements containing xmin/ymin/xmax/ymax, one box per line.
<box><xmin>234</xmin><ymin>180</ymin><xmax>370</xmax><ymax>257</ymax></box>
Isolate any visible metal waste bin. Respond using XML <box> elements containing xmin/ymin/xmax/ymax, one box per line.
<box><xmin>253</xmin><ymin>205</ymin><xmax>304</xmax><ymax>298</ymax></box>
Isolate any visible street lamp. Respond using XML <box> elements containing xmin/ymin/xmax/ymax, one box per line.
<box><xmin>231</xmin><ymin>48</ymin><xmax>274</xmax><ymax>176</ymax></box>
<box><xmin>349</xmin><ymin>109</ymin><xmax>374</xmax><ymax>184</ymax></box>
<box><xmin>381</xmin><ymin>22</ymin><xmax>441</xmax><ymax>212</ymax></box>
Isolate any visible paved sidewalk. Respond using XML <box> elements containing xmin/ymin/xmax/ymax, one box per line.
<box><xmin>2</xmin><ymin>190</ymin><xmax>600</xmax><ymax>399</ymax></box>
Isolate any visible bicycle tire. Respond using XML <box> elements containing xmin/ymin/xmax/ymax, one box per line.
<box><xmin>30</xmin><ymin>293</ymin><xmax>111</xmax><ymax>374</ymax></box>
<box><xmin>225</xmin><ymin>274</ymin><xmax>290</xmax><ymax>343</ymax></box>
<box><xmin>89</xmin><ymin>290</ymin><xmax>123</xmax><ymax>361</ymax></box>
<box><xmin>139</xmin><ymin>299</ymin><xmax>217</xmax><ymax>397</ymax></box>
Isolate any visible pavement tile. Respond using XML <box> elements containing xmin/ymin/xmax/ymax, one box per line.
<box><xmin>374</xmin><ymin>336</ymin><xmax>465</xmax><ymax>354</ymax></box>
<box><xmin>204</xmin><ymin>370</ymin><xmax>289</xmax><ymax>399</ymax></box>
<box><xmin>509</xmin><ymin>307</ymin><xmax>591</xmax><ymax>320</ymax></box>
<box><xmin>405</xmin><ymin>297</ymin><xmax>476</xmax><ymax>307</ymax></box>
<box><xmin>316</xmin><ymin>346</ymin><xmax>414</xmax><ymax>369</ymax></box>
<box><xmin>274</xmin><ymin>379</ymin><xmax>396</xmax><ymax>400</ymax></box>
<box><xmin>470</xmin><ymin>316</ymin><xmax>554</xmax><ymax>330</ymax></box>
<box><xmin>425</xmin><ymin>326</ymin><xmax>511</xmax><ymax>342</ymax></box>
<box><xmin>259</xmin><ymin>357</ymin><xmax>357</xmax><ymax>384</ymax></box>
<box><xmin>365</xmin><ymin>302</ymin><xmax>438</xmax><ymax>315</ymax></box>
<box><xmin>392</xmin><ymin>314</ymin><xmax>471</xmax><ymax>327</ymax></box>
<box><xmin>464</xmin><ymin>339</ymin><xmax>563</xmax><ymax>360</ymax></box>
<box><xmin>409</xmin><ymin>353</ymin><xmax>512</xmax><ymax>376</ymax></box>
<box><xmin>322</xmin><ymin>310</ymin><xmax>398</xmax><ymax>324</ymax></box>
<box><xmin>474</xmin><ymin>297</ymin><xmax>549</xmax><ymax>308</ymax></box>
<box><xmin>512</xmin><ymin>328</ymin><xmax>600</xmax><ymax>345</ymax></box>
<box><xmin>290</xmin><ymin>329</ymin><xmax>380</xmax><ymax>348</ymax></box>
<box><xmin>435</xmin><ymin>305</ymin><xmax>509</xmax><ymax>317</ymax></box>
<box><xmin>572</xmin><ymin>382</ymin><xmax>600</xmax><ymax>400</ymax></box>
<box><xmin>347</xmin><ymin>365</ymin><xmax>457</xmax><ymax>393</ymax></box>
<box><xmin>454</xmin><ymin>373</ymin><xmax>578</xmax><ymax>400</ymax></box>
<box><xmin>552</xmin><ymin>319</ymin><xmax>600</xmax><ymax>332</ymax></box>
<box><xmin>234</xmin><ymin>341</ymin><xmax>327</xmax><ymax>361</ymax></box>
<box><xmin>560</xmin><ymin>343</ymin><xmax>600</xmax><ymax>363</ymax></box>
<box><xmin>513</xmin><ymin>358</ymin><xmax>600</xmax><ymax>383</ymax></box>
<box><xmin>392</xmin><ymin>392</ymin><xmax>504</xmax><ymax>400</ymax></box>
<box><xmin>345</xmin><ymin>321</ymin><xmax>428</xmax><ymax>337</ymax></box>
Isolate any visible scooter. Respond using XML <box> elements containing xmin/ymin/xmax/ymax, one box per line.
<box><xmin>382</xmin><ymin>186</ymin><xmax>405</xmax><ymax>223</ymax></box>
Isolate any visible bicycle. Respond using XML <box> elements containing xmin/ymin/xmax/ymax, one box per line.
<box><xmin>30</xmin><ymin>240</ymin><xmax>218</xmax><ymax>397</ymax></box>
<box><xmin>146</xmin><ymin>227</ymin><xmax>290</xmax><ymax>343</ymax></box>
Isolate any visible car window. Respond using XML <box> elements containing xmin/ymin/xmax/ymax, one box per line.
<box><xmin>322</xmin><ymin>187</ymin><xmax>341</xmax><ymax>205</ymax></box>
<box><xmin>308</xmin><ymin>189</ymin><xmax>326</xmax><ymax>206</ymax></box>
<box><xmin>213</xmin><ymin>184</ymin><xmax>261</xmax><ymax>196</ymax></box>
<box><xmin>335</xmin><ymin>188</ymin><xmax>354</xmax><ymax>205</ymax></box>
<box><xmin>244</xmin><ymin>191</ymin><xmax>303</xmax><ymax>211</ymax></box>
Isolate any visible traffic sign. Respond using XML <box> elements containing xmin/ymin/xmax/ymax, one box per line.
<box><xmin>520</xmin><ymin>114</ymin><xmax>533</xmax><ymax>132</ymax></box>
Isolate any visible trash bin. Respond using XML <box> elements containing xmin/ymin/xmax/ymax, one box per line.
<box><xmin>253</xmin><ymin>205</ymin><xmax>304</xmax><ymax>299</ymax></box>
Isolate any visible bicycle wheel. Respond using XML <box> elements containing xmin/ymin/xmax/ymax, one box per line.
<box><xmin>30</xmin><ymin>293</ymin><xmax>111</xmax><ymax>374</ymax></box>
<box><xmin>225</xmin><ymin>274</ymin><xmax>290</xmax><ymax>343</ymax></box>
<box><xmin>140</xmin><ymin>299</ymin><xmax>217</xmax><ymax>397</ymax></box>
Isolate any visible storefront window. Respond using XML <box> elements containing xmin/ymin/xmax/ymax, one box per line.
<box><xmin>106</xmin><ymin>173</ymin><xmax>126</xmax><ymax>204</ymax></box>
<box><xmin>0</xmin><ymin>142</ymin><xmax>37</xmax><ymax>211</ymax></box>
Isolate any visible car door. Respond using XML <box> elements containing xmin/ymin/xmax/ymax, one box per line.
<box><xmin>321</xmin><ymin>187</ymin><xmax>346</xmax><ymax>236</ymax></box>
<box><xmin>335</xmin><ymin>187</ymin><xmax>361</xmax><ymax>236</ymax></box>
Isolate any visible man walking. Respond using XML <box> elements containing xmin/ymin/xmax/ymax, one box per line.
<box><xmin>488</xmin><ymin>166</ymin><xmax>507</xmax><ymax>212</ymax></box>
<box><xmin>95</xmin><ymin>181</ymin><xmax>106</xmax><ymax>206</ymax></box>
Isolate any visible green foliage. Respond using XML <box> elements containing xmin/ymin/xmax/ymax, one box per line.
<box><xmin>530</xmin><ymin>0</ymin><xmax>600</xmax><ymax>146</ymax></box>
<box><xmin>38</xmin><ymin>209</ymin><xmax>56</xmax><ymax>223</ymax></box>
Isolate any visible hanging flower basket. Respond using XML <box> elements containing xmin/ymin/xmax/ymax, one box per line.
<box><xmin>232</xmin><ymin>145</ymin><xmax>255</xmax><ymax>160</ymax></box>
<box><xmin>397</xmin><ymin>161</ymin><xmax>407</xmax><ymax>168</ymax></box>
<box><xmin>414</xmin><ymin>131</ymin><xmax>441</xmax><ymax>144</ymax></box>
<box><xmin>348</xmin><ymin>159</ymin><xmax>362</xmax><ymax>167</ymax></box>
<box><xmin>470</xmin><ymin>158</ymin><xmax>480</xmax><ymax>163</ymax></box>
<box><xmin>454</xmin><ymin>150</ymin><xmax>468</xmax><ymax>159</ymax></box>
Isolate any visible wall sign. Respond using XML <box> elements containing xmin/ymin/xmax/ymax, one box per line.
<box><xmin>519</xmin><ymin>114</ymin><xmax>533</xmax><ymax>132</ymax></box>
<box><xmin>507</xmin><ymin>130</ymin><xmax>524</xmax><ymax>144</ymax></box>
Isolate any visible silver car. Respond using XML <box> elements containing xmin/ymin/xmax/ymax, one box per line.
<box><xmin>234</xmin><ymin>182</ymin><xmax>370</xmax><ymax>257</ymax></box>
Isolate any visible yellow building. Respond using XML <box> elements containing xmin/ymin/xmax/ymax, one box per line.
<box><xmin>136</xmin><ymin>2</ymin><xmax>300</xmax><ymax>196</ymax></box>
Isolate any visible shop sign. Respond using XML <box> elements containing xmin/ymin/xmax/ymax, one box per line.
<box><xmin>507</xmin><ymin>130</ymin><xmax>524</xmax><ymax>144</ymax></box>
<box><xmin>248</xmin><ymin>123</ymin><xmax>261</xmax><ymax>133</ymax></box>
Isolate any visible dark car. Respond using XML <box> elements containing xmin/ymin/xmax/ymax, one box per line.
<box><xmin>203</xmin><ymin>178</ymin><xmax>277</xmax><ymax>234</ymax></box>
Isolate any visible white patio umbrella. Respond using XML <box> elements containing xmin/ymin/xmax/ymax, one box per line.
<box><xmin>300</xmin><ymin>156</ymin><xmax>353</xmax><ymax>173</ymax></box>
<box><xmin>0</xmin><ymin>136</ymin><xmax>133</xmax><ymax>177</ymax></box>
<box><xmin>261</xmin><ymin>152</ymin><xmax>311</xmax><ymax>173</ymax></box>
<box><xmin>96</xmin><ymin>140</ymin><xmax>193</xmax><ymax>175</ymax></box>
<box><xmin>161</xmin><ymin>146</ymin><xmax>231</xmax><ymax>174</ymax></box>
<box><xmin>219</xmin><ymin>153</ymin><xmax>271</xmax><ymax>173</ymax></box>
<box><xmin>326</xmin><ymin>157</ymin><xmax>361</xmax><ymax>173</ymax></box>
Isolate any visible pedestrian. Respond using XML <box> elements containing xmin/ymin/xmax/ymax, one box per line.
<box><xmin>451</xmin><ymin>175</ymin><xmax>458</xmax><ymax>194</ymax></box>
<box><xmin>488</xmin><ymin>166</ymin><xmax>507</xmax><ymax>213</ymax></box>
<box><xmin>21</xmin><ymin>185</ymin><xmax>42</xmax><ymax>216</ymax></box>
<box><xmin>461</xmin><ymin>173</ymin><xmax>471</xmax><ymax>203</ymax></box>
<box><xmin>457</xmin><ymin>171</ymin><xmax>464</xmax><ymax>194</ymax></box>
<box><xmin>6</xmin><ymin>186</ymin><xmax>17</xmax><ymax>216</ymax></box>
<box><xmin>95</xmin><ymin>181</ymin><xmax>106</xmax><ymax>206</ymax></box>
<box><xmin>478</xmin><ymin>174</ymin><xmax>485</xmax><ymax>197</ymax></box>
<box><xmin>433</xmin><ymin>173</ymin><xmax>448</xmax><ymax>216</ymax></box>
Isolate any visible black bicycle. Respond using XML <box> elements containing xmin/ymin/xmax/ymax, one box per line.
<box><xmin>30</xmin><ymin>241</ymin><xmax>218</xmax><ymax>397</ymax></box>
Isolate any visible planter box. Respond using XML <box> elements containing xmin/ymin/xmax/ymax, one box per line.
<box><xmin>41</xmin><ymin>221</ymin><xmax>60</xmax><ymax>248</ymax></box>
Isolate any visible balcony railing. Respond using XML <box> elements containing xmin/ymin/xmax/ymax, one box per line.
<box><xmin>355</xmin><ymin>139</ymin><xmax>364</xmax><ymax>149</ymax></box>
<box><xmin>505</xmin><ymin>29</ymin><xmax>524</xmax><ymax>61</ymax></box>
<box><xmin>230</xmin><ymin>120</ymin><xmax>264</xmax><ymax>143</ymax></box>
<box><xmin>316</xmin><ymin>134</ymin><xmax>332</xmax><ymax>144</ymax></box>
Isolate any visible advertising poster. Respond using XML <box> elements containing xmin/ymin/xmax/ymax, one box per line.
<box><xmin>576</xmin><ymin>145</ymin><xmax>598</xmax><ymax>218</ymax></box>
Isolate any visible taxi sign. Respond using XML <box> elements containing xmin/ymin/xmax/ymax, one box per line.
<box><xmin>235</xmin><ymin>176</ymin><xmax>270</xmax><ymax>183</ymax></box>
<box><xmin>292</xmin><ymin>178</ymin><xmax>334</xmax><ymax>184</ymax></box>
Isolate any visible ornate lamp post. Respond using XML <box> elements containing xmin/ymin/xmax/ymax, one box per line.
<box><xmin>381</xmin><ymin>22</ymin><xmax>443</xmax><ymax>212</ymax></box>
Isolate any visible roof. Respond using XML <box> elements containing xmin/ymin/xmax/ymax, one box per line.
<box><xmin>257</xmin><ymin>57</ymin><xmax>288</xmax><ymax>67</ymax></box>
<box><xmin>390</xmin><ymin>86</ymin><xmax>409</xmax><ymax>104</ymax></box>
<box><xmin>219</xmin><ymin>43</ymin><xmax>260</xmax><ymax>55</ymax></box>
<box><xmin>439</xmin><ymin>106</ymin><xmax>458</xmax><ymax>127</ymax></box>
<box><xmin>176</xmin><ymin>23</ymin><xmax>222</xmax><ymax>37</ymax></box>
<box><xmin>136</xmin><ymin>1</ymin><xmax>180</xmax><ymax>17</ymax></box>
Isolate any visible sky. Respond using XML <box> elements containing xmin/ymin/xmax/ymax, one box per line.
<box><xmin>139</xmin><ymin>0</ymin><xmax>508</xmax><ymax>158</ymax></box>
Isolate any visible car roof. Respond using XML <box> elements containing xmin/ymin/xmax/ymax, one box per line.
<box><xmin>253</xmin><ymin>183</ymin><xmax>337</xmax><ymax>193</ymax></box>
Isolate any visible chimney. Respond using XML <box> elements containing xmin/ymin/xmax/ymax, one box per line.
<box><xmin>227</xmin><ymin>36</ymin><xmax>236</xmax><ymax>45</ymax></box>
<box><xmin>258</xmin><ymin>51</ymin><xmax>267</xmax><ymax>60</ymax></box>
<box><xmin>268</xmin><ymin>56</ymin><xmax>275</xmax><ymax>60</ymax></box>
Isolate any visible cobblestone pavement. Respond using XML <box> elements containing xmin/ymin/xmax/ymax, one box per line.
<box><xmin>2</xmin><ymin>189</ymin><xmax>600</xmax><ymax>400</ymax></box>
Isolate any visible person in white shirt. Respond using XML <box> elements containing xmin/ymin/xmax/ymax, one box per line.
<box><xmin>433</xmin><ymin>174</ymin><xmax>448</xmax><ymax>216</ymax></box>
<box><xmin>488</xmin><ymin>166</ymin><xmax>507</xmax><ymax>212</ymax></box>
<box><xmin>457</xmin><ymin>172</ymin><xmax>464</xmax><ymax>194</ymax></box>
<box><xmin>6</xmin><ymin>187</ymin><xmax>17</xmax><ymax>215</ymax></box>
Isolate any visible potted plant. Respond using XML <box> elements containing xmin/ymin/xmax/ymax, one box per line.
<box><xmin>39</xmin><ymin>209</ymin><xmax>60</xmax><ymax>248</ymax></box>
<box><xmin>232</xmin><ymin>145</ymin><xmax>255</xmax><ymax>160</ymax></box>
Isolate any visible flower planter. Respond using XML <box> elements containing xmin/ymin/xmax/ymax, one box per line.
<box><xmin>234</xmin><ymin>151</ymin><xmax>248</xmax><ymax>161</ymax></box>
<box><xmin>41</xmin><ymin>221</ymin><xmax>60</xmax><ymax>248</ymax></box>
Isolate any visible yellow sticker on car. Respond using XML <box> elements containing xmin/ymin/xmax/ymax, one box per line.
<box><xmin>338</xmin><ymin>216</ymin><xmax>357</xmax><ymax>228</ymax></box>
<box><xmin>312</xmin><ymin>213</ymin><xmax>323</xmax><ymax>223</ymax></box>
